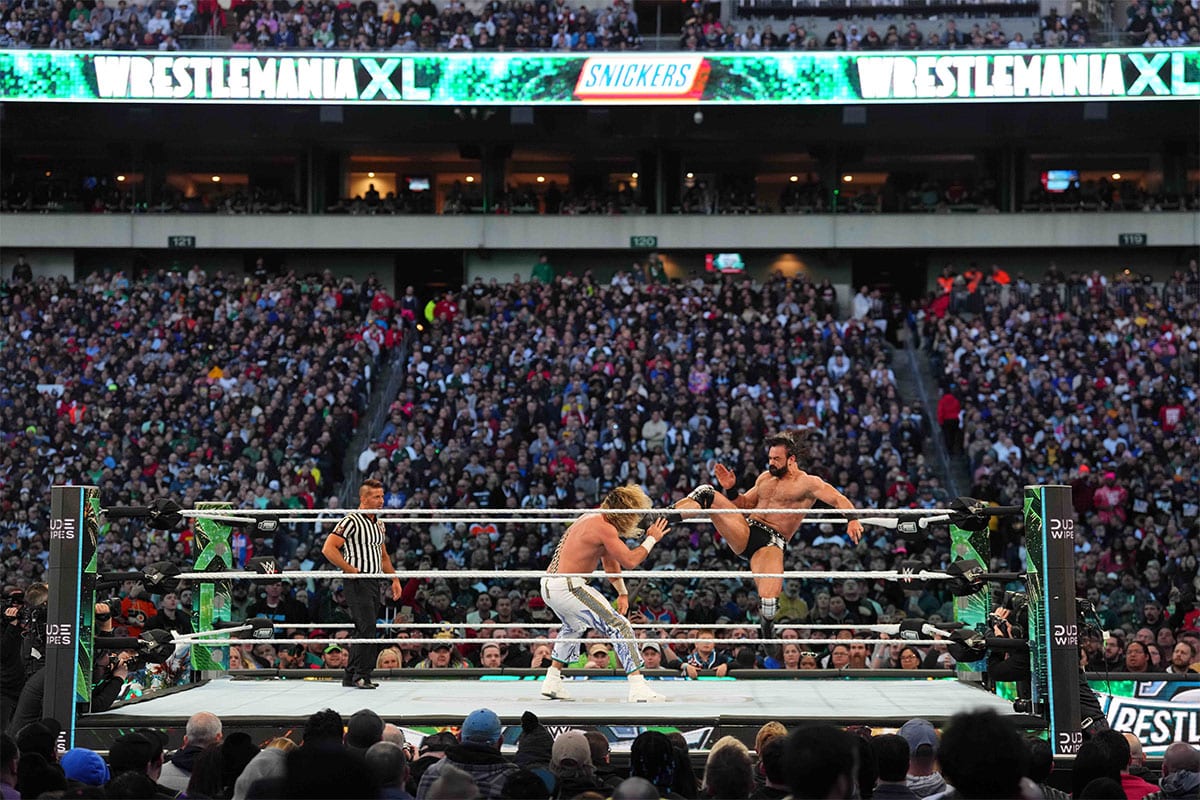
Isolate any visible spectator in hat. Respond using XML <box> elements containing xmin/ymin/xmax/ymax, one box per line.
<box><xmin>898</xmin><ymin>719</ymin><xmax>945</xmax><ymax>798</ymax></box>
<box><xmin>346</xmin><ymin>709</ymin><xmax>385</xmax><ymax>758</ymax></box>
<box><xmin>550</xmin><ymin>730</ymin><xmax>604</xmax><ymax>799</ymax></box>
<box><xmin>410</xmin><ymin>732</ymin><xmax>458</xmax><ymax>791</ymax></box>
<box><xmin>415</xmin><ymin>630</ymin><xmax>472</xmax><ymax>669</ymax></box>
<box><xmin>367</xmin><ymin>741</ymin><xmax>415</xmax><ymax>800</ymax></box>
<box><xmin>513</xmin><ymin>712</ymin><xmax>553</xmax><ymax>783</ymax></box>
<box><xmin>416</xmin><ymin>708</ymin><xmax>517</xmax><ymax>800</ymax></box>
<box><xmin>159</xmin><ymin>710</ymin><xmax>222</xmax><ymax>792</ymax></box>
<box><xmin>61</xmin><ymin>747</ymin><xmax>109</xmax><ymax>787</ymax></box>
<box><xmin>640</xmin><ymin>641</ymin><xmax>683</xmax><ymax>672</ymax></box>
<box><xmin>323</xmin><ymin>642</ymin><xmax>350</xmax><ymax>670</ymax></box>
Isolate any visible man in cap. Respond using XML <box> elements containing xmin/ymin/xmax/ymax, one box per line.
<box><xmin>346</xmin><ymin>709</ymin><xmax>385</xmax><ymax>758</ymax></box>
<box><xmin>898</xmin><ymin>719</ymin><xmax>945</xmax><ymax>798</ymax></box>
<box><xmin>416</xmin><ymin>708</ymin><xmax>517</xmax><ymax>800</ymax></box>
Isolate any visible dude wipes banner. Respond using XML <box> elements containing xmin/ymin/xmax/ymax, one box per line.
<box><xmin>1</xmin><ymin>49</ymin><xmax>1197</xmax><ymax>105</ymax></box>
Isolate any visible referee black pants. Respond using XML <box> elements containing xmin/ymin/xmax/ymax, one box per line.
<box><xmin>343</xmin><ymin>578</ymin><xmax>380</xmax><ymax>681</ymax></box>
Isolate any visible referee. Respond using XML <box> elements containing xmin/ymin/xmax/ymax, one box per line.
<box><xmin>321</xmin><ymin>478</ymin><xmax>402</xmax><ymax>689</ymax></box>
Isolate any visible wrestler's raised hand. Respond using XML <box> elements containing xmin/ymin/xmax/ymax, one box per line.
<box><xmin>713</xmin><ymin>463</ymin><xmax>736</xmax><ymax>491</ymax></box>
<box><xmin>646</xmin><ymin>517</ymin><xmax>670</xmax><ymax>540</ymax></box>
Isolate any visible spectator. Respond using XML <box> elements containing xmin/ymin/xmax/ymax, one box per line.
<box><xmin>417</xmin><ymin>708</ymin><xmax>517</xmax><ymax>800</ymax></box>
<box><xmin>232</xmin><ymin>737</ymin><xmax>294</xmax><ymax>800</ymax></box>
<box><xmin>871</xmin><ymin>735</ymin><xmax>916</xmax><ymax>800</ymax></box>
<box><xmin>937</xmin><ymin>710</ymin><xmax>1028</xmax><ymax>799</ymax></box>
<box><xmin>779</xmin><ymin>725</ymin><xmax>857</xmax><ymax>800</ymax></box>
<box><xmin>584</xmin><ymin>731</ymin><xmax>622</xmax><ymax>794</ymax></box>
<box><xmin>159</xmin><ymin>711</ymin><xmax>223</xmax><ymax>792</ymax></box>
<box><xmin>897</xmin><ymin>719</ymin><xmax>944</xmax><ymax>798</ymax></box>
<box><xmin>1151</xmin><ymin>743</ymin><xmax>1200</xmax><ymax>800</ymax></box>
<box><xmin>1092</xmin><ymin>731</ymin><xmax>1156</xmax><ymax>800</ymax></box>
<box><xmin>367</xmin><ymin>741</ymin><xmax>415</xmax><ymax>800</ymax></box>
<box><xmin>60</xmin><ymin>747</ymin><xmax>110</xmax><ymax>787</ymax></box>
<box><xmin>426</xmin><ymin>764</ymin><xmax>480</xmax><ymax>800</ymax></box>
<box><xmin>751</xmin><ymin>736</ymin><xmax>789</xmax><ymax>799</ymax></box>
<box><xmin>630</xmin><ymin>731</ymin><xmax>695</xmax><ymax>800</ymax></box>
<box><xmin>549</xmin><ymin>730</ymin><xmax>604</xmax><ymax>799</ymax></box>
<box><xmin>702</xmin><ymin>737</ymin><xmax>754</xmax><ymax>800</ymax></box>
<box><xmin>107</xmin><ymin>730</ymin><xmax>174</xmax><ymax>799</ymax></box>
<box><xmin>346</xmin><ymin>709</ymin><xmax>385</xmax><ymax>758</ymax></box>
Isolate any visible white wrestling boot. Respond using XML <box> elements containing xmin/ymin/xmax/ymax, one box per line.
<box><xmin>541</xmin><ymin>666</ymin><xmax>574</xmax><ymax>701</ymax></box>
<box><xmin>627</xmin><ymin>673</ymin><xmax>665</xmax><ymax>703</ymax></box>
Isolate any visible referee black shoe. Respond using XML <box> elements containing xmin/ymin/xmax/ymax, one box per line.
<box><xmin>344</xmin><ymin>677</ymin><xmax>378</xmax><ymax>689</ymax></box>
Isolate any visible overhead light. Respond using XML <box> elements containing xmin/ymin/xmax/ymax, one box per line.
<box><xmin>465</xmin><ymin>176</ymin><xmax>475</xmax><ymax>183</ymax></box>
<box><xmin>686</xmin><ymin>172</ymin><xmax>694</xmax><ymax>180</ymax></box>
<box><xmin>789</xmin><ymin>175</ymin><xmax>799</xmax><ymax>183</ymax></box>
<box><xmin>211</xmin><ymin>175</ymin><xmax>221</xmax><ymax>183</ymax></box>
<box><xmin>536</xmin><ymin>176</ymin><xmax>545</xmax><ymax>183</ymax></box>
<box><xmin>842</xmin><ymin>174</ymin><xmax>854</xmax><ymax>183</ymax></box>
<box><xmin>1111</xmin><ymin>172</ymin><xmax>1122</xmax><ymax>180</ymax></box>
<box><xmin>368</xmin><ymin>171</ymin><xmax>375</xmax><ymax>178</ymax></box>
<box><xmin>44</xmin><ymin>171</ymin><xmax>52</xmax><ymax>177</ymax></box>
<box><xmin>116</xmin><ymin>175</ymin><xmax>126</xmax><ymax>182</ymax></box>
<box><xmin>631</xmin><ymin>172</ymin><xmax>639</xmax><ymax>179</ymax></box>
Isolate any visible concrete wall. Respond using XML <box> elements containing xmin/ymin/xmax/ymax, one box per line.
<box><xmin>3</xmin><ymin>212</ymin><xmax>1196</xmax><ymax>253</ymax></box>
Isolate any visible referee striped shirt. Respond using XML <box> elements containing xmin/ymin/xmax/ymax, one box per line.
<box><xmin>332</xmin><ymin>512</ymin><xmax>384</xmax><ymax>574</ymax></box>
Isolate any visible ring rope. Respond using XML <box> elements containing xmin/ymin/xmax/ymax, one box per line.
<box><xmin>174</xmin><ymin>569</ymin><xmax>951</xmax><ymax>582</ymax></box>
<box><xmin>188</xmin><ymin>636</ymin><xmax>946</xmax><ymax>647</ymax></box>
<box><xmin>260</xmin><ymin>622</ymin><xmax>920</xmax><ymax>631</ymax></box>
<box><xmin>177</xmin><ymin>507</ymin><xmax>959</xmax><ymax>519</ymax></box>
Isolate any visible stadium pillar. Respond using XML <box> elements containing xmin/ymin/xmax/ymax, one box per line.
<box><xmin>1023</xmin><ymin>484</ymin><xmax>1082</xmax><ymax>756</ymax></box>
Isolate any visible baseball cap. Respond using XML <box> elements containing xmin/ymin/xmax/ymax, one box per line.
<box><xmin>432</xmin><ymin>629</ymin><xmax>454</xmax><ymax>650</ymax></box>
<box><xmin>641</xmin><ymin>642</ymin><xmax>662</xmax><ymax>654</ymax></box>
<box><xmin>899</xmin><ymin>718</ymin><xmax>938</xmax><ymax>757</ymax></box>
<box><xmin>61</xmin><ymin>747</ymin><xmax>110</xmax><ymax>786</ymax></box>
<box><xmin>551</xmin><ymin>730</ymin><xmax>592</xmax><ymax>770</ymax></box>
<box><xmin>346</xmin><ymin>709</ymin><xmax>385</xmax><ymax>751</ymax></box>
<box><xmin>589</xmin><ymin>643</ymin><xmax>610</xmax><ymax>657</ymax></box>
<box><xmin>324</xmin><ymin>643</ymin><xmax>345</xmax><ymax>654</ymax></box>
<box><xmin>461</xmin><ymin>708</ymin><xmax>502</xmax><ymax>744</ymax></box>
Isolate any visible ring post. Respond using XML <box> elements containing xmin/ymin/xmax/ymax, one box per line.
<box><xmin>46</xmin><ymin>485</ymin><xmax>100</xmax><ymax>748</ymax></box>
<box><xmin>951</xmin><ymin>522</ymin><xmax>991</xmax><ymax>676</ymax></box>
<box><xmin>191</xmin><ymin>502</ymin><xmax>233</xmax><ymax>675</ymax></box>
<box><xmin>1024</xmin><ymin>484</ymin><xmax>1082</xmax><ymax>755</ymax></box>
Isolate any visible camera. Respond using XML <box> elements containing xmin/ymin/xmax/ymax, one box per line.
<box><xmin>986</xmin><ymin>590</ymin><xmax>1028</xmax><ymax>634</ymax></box>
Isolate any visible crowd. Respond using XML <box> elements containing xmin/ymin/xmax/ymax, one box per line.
<box><xmin>0</xmin><ymin>0</ymin><xmax>1125</xmax><ymax>53</ymax></box>
<box><xmin>10</xmin><ymin>703</ymin><xmax>1200</xmax><ymax>799</ymax></box>
<box><xmin>2</xmin><ymin>254</ymin><xmax>1200</xmax><ymax>752</ymax></box>
<box><xmin>927</xmin><ymin>257</ymin><xmax>1200</xmax><ymax>672</ymax></box>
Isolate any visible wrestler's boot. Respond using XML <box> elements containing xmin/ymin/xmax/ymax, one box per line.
<box><xmin>540</xmin><ymin>664</ymin><xmax>574</xmax><ymax>701</ymax></box>
<box><xmin>639</xmin><ymin>484</ymin><xmax>716</xmax><ymax>529</ymax></box>
<box><xmin>627</xmin><ymin>673</ymin><xmax>666</xmax><ymax>703</ymax></box>
<box><xmin>759</xmin><ymin>597</ymin><xmax>779</xmax><ymax>660</ymax></box>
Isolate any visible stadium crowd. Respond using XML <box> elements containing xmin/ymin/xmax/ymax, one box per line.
<box><xmin>2</xmin><ymin>255</ymin><xmax>1200</xmax><ymax>781</ymax></box>
<box><xmin>928</xmin><ymin>258</ymin><xmax>1200</xmax><ymax>672</ymax></box>
<box><xmin>7</xmin><ymin>702</ymin><xmax>1200</xmax><ymax>799</ymax></box>
<box><xmin>0</xmin><ymin>0</ymin><xmax>1134</xmax><ymax>52</ymax></box>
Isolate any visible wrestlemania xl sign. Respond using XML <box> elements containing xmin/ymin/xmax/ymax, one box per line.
<box><xmin>0</xmin><ymin>48</ymin><xmax>1196</xmax><ymax>105</ymax></box>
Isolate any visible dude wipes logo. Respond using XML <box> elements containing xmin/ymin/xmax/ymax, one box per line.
<box><xmin>1048</xmin><ymin>518</ymin><xmax>1075</xmax><ymax>540</ymax></box>
<box><xmin>1053</xmin><ymin>623</ymin><xmax>1079</xmax><ymax>647</ymax></box>
<box><xmin>1056</xmin><ymin>731</ymin><xmax>1083</xmax><ymax>754</ymax></box>
<box><xmin>49</xmin><ymin>518</ymin><xmax>77</xmax><ymax>540</ymax></box>
<box><xmin>45</xmin><ymin>623</ymin><xmax>73</xmax><ymax>646</ymax></box>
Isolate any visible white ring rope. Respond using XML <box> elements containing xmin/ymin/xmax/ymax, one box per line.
<box><xmin>183</xmin><ymin>636</ymin><xmax>947</xmax><ymax>647</ymax></box>
<box><xmin>259</xmin><ymin>622</ymin><xmax>920</xmax><ymax>631</ymax></box>
<box><xmin>175</xmin><ymin>569</ymin><xmax>952</xmax><ymax>582</ymax></box>
<box><xmin>178</xmin><ymin>507</ymin><xmax>958</xmax><ymax>519</ymax></box>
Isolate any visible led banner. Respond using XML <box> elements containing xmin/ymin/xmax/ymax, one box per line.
<box><xmin>0</xmin><ymin>48</ymin><xmax>1197</xmax><ymax>105</ymax></box>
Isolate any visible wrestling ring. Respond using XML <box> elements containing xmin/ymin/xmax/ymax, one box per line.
<box><xmin>42</xmin><ymin>487</ymin><xmax>1083</xmax><ymax>755</ymax></box>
